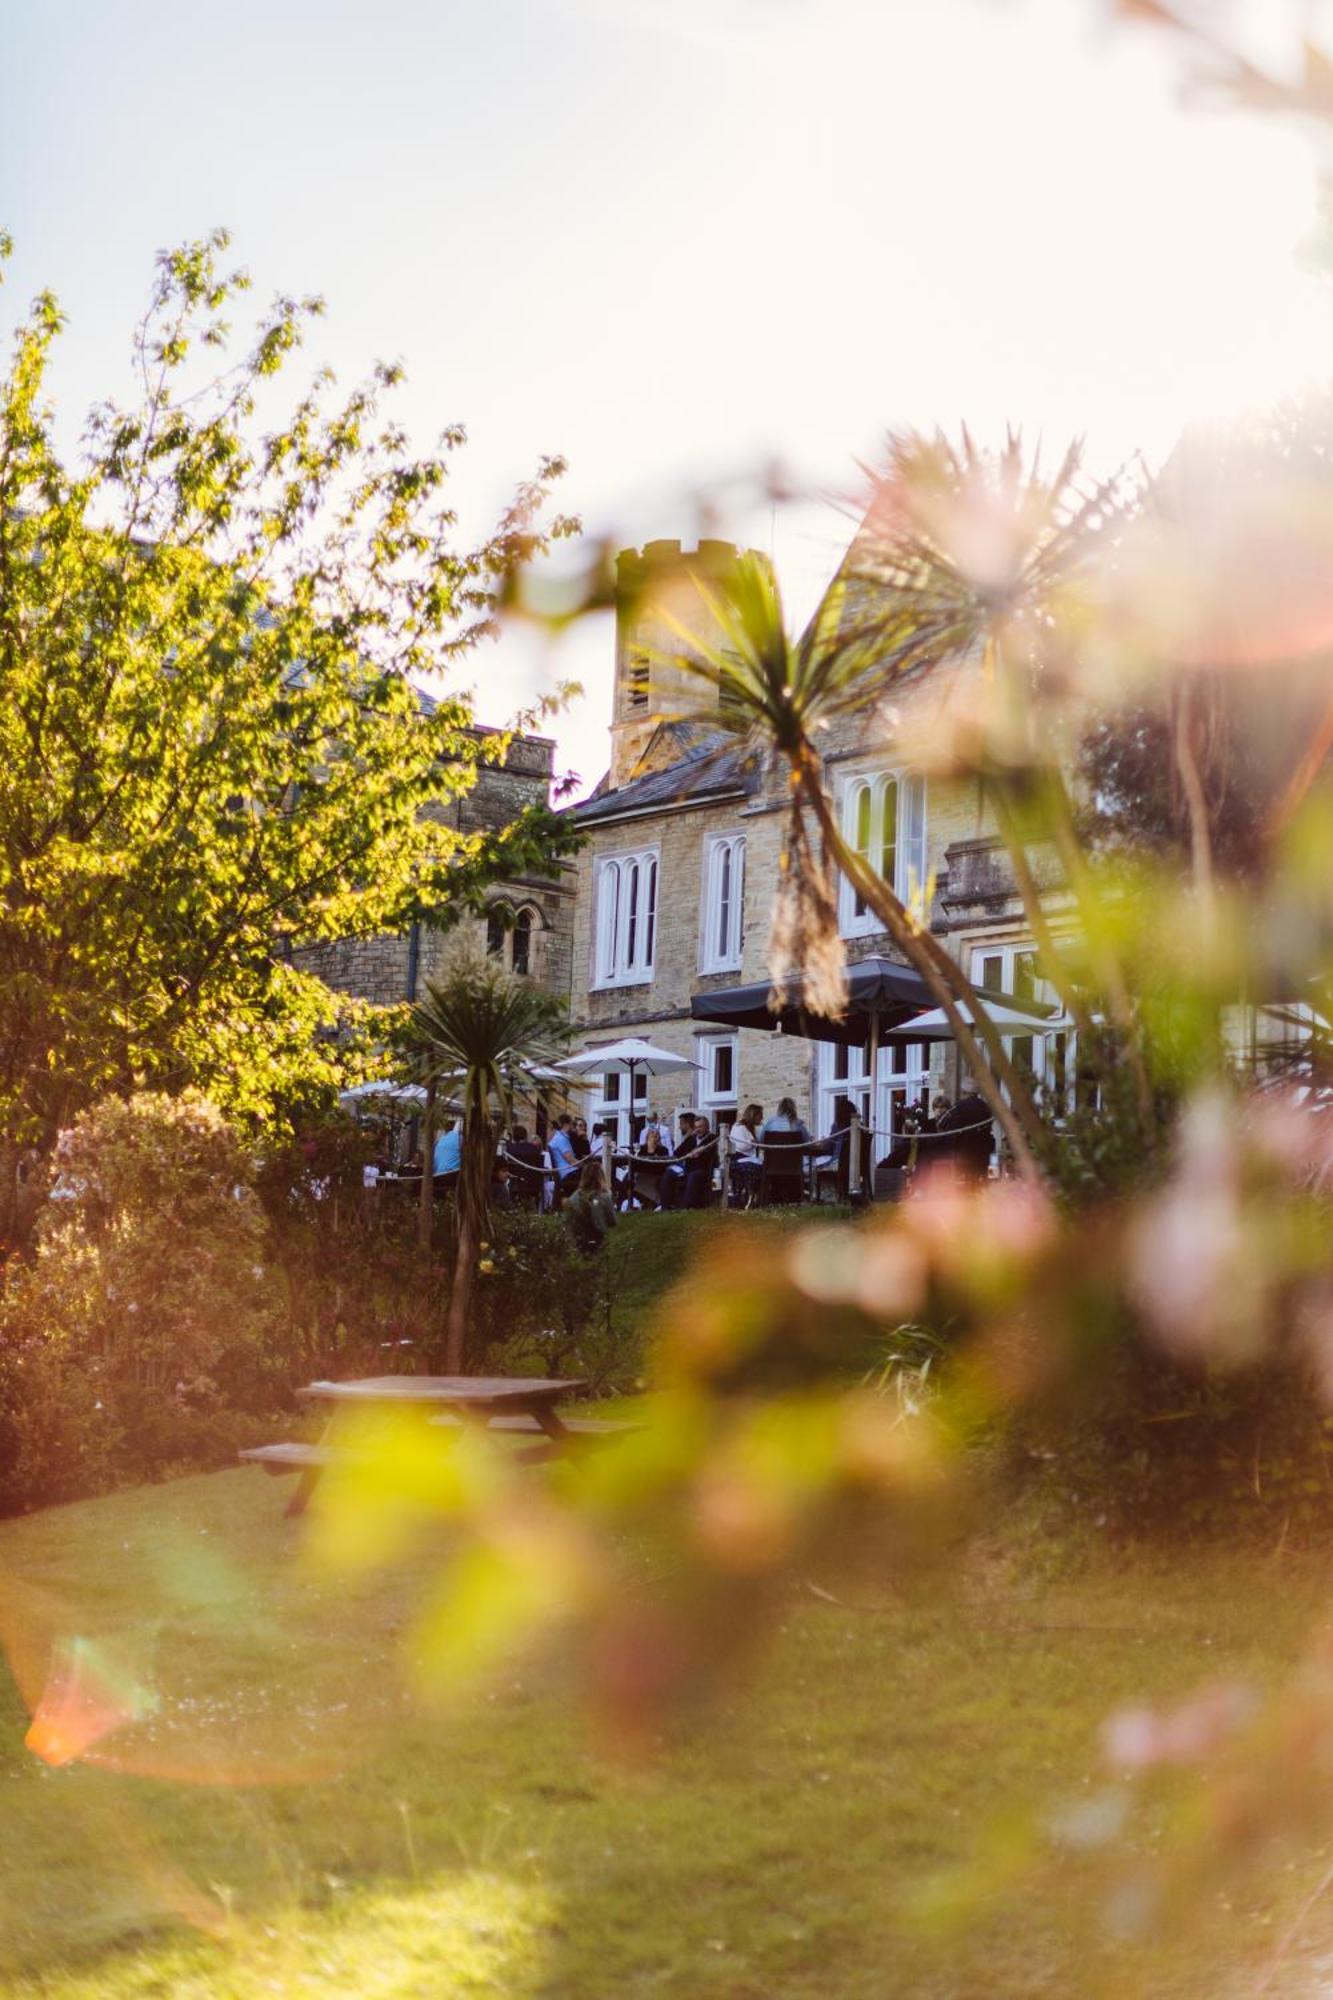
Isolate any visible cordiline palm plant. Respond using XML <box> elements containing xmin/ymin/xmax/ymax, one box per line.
<box><xmin>656</xmin><ymin>546</ymin><xmax>1049</xmax><ymax>1177</ymax></box>
<box><xmin>408</xmin><ymin>956</ymin><xmax>571</xmax><ymax>1373</ymax></box>
<box><xmin>850</xmin><ymin>428</ymin><xmax>1153</xmax><ymax>1127</ymax></box>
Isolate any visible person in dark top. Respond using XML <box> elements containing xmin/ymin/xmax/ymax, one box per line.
<box><xmin>569</xmin><ymin>1116</ymin><xmax>591</xmax><ymax>1162</ymax></box>
<box><xmin>657</xmin><ymin>1113</ymin><xmax>700</xmax><ymax>1210</ymax></box>
<box><xmin>682</xmin><ymin>1117</ymin><xmax>717</xmax><ymax>1209</ymax></box>
<box><xmin>935</xmin><ymin>1084</ymin><xmax>995</xmax><ymax>1181</ymax></box>
<box><xmin>505</xmin><ymin>1122</ymin><xmax>546</xmax><ymax>1201</ymax></box>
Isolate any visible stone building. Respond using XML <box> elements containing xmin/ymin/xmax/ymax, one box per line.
<box><xmin>565</xmin><ymin>536</ymin><xmax>1072</xmax><ymax>1150</ymax></box>
<box><xmin>298</xmin><ymin>718</ymin><xmax>574</xmax><ymax>1011</ymax></box>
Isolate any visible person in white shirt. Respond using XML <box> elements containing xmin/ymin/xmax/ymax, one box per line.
<box><xmin>728</xmin><ymin>1103</ymin><xmax>763</xmax><ymax>1202</ymax></box>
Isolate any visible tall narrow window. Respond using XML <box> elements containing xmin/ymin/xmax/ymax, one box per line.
<box><xmin>594</xmin><ymin>849</ymin><xmax>659</xmax><ymax>986</ymax></box>
<box><xmin>839</xmin><ymin>773</ymin><xmax>928</xmax><ymax>937</ymax></box>
<box><xmin>901</xmin><ymin>775</ymin><xmax>926</xmax><ymax>908</ymax></box>
<box><xmin>852</xmin><ymin>783</ymin><xmax>873</xmax><ymax>920</ymax></box>
<box><xmin>701</xmin><ymin>834</ymin><xmax>745</xmax><ymax>971</ymax></box>
<box><xmin>970</xmin><ymin>941</ymin><xmax>1070</xmax><ymax>1116</ymax></box>
<box><xmin>626</xmin><ymin>859</ymin><xmax>640</xmax><ymax>968</ymax></box>
<box><xmin>716</xmin><ymin>843</ymin><xmax>732</xmax><ymax>960</ymax></box>
<box><xmin>698</xmin><ymin>1035</ymin><xmax>739</xmax><ymax>1125</ymax></box>
<box><xmin>512</xmin><ymin>908</ymin><xmax>532</xmax><ymax>977</ymax></box>
<box><xmin>879</xmin><ymin>777</ymin><xmax>898</xmax><ymax>892</ymax></box>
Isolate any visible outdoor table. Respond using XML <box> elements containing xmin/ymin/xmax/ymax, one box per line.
<box><xmin>297</xmin><ymin>1374</ymin><xmax>585</xmax><ymax>1441</ymax></box>
<box><xmin>250</xmin><ymin>1375</ymin><xmax>589</xmax><ymax>1517</ymax></box>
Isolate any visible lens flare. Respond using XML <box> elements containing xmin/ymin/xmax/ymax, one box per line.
<box><xmin>24</xmin><ymin>1633</ymin><xmax>158</xmax><ymax>1767</ymax></box>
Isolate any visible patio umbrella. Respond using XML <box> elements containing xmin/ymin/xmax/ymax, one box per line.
<box><xmin>883</xmin><ymin>996</ymin><xmax>1060</xmax><ymax>1044</ymax></box>
<box><xmin>339</xmin><ymin>1081</ymin><xmax>429</xmax><ymax>1108</ymax></box>
<box><xmin>553</xmin><ymin>1037</ymin><xmax>700</xmax><ymax>1203</ymax></box>
<box><xmin>690</xmin><ymin>955</ymin><xmax>933</xmax><ymax>1046</ymax></box>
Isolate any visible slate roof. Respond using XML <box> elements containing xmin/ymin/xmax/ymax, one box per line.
<box><xmin>572</xmin><ymin>726</ymin><xmax>756</xmax><ymax>826</ymax></box>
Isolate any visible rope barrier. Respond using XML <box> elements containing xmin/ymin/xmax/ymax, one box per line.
<box><xmin>493</xmin><ymin>1116</ymin><xmax>997</xmax><ymax>1178</ymax></box>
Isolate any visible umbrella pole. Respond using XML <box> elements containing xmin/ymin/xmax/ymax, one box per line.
<box><xmin>626</xmin><ymin>1059</ymin><xmax>636</xmax><ymax>1210</ymax></box>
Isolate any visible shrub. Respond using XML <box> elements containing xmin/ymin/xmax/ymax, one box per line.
<box><xmin>0</xmin><ymin>1091</ymin><xmax>289</xmax><ymax>1508</ymax></box>
<box><xmin>469</xmin><ymin>1210</ymin><xmax>642</xmax><ymax>1392</ymax></box>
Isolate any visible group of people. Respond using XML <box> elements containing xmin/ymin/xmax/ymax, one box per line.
<box><xmin>410</xmin><ymin>1081</ymin><xmax>998</xmax><ymax>1257</ymax></box>
<box><xmin>880</xmin><ymin>1085</ymin><xmax>996</xmax><ymax>1182</ymax></box>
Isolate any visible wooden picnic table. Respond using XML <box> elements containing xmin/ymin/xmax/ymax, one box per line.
<box><xmin>298</xmin><ymin>1374</ymin><xmax>585</xmax><ymax>1440</ymax></box>
<box><xmin>243</xmin><ymin>1374</ymin><xmax>619</xmax><ymax>1517</ymax></box>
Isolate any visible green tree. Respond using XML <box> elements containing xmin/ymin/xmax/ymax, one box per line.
<box><xmin>407</xmin><ymin>954</ymin><xmax>571</xmax><ymax>1373</ymax></box>
<box><xmin>0</xmin><ymin>230</ymin><xmax>580</xmax><ymax>1237</ymax></box>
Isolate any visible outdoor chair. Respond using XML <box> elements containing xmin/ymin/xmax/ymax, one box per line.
<box><xmin>758</xmin><ymin>1140</ymin><xmax>806</xmax><ymax>1207</ymax></box>
<box><xmin>814</xmin><ymin>1126</ymin><xmax>873</xmax><ymax>1207</ymax></box>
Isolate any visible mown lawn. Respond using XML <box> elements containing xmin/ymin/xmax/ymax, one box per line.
<box><xmin>1</xmin><ymin>1462</ymin><xmax>1330</xmax><ymax>1997</ymax></box>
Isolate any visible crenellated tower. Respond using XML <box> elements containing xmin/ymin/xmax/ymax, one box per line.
<box><xmin>609</xmin><ymin>538</ymin><xmax>769</xmax><ymax>790</ymax></box>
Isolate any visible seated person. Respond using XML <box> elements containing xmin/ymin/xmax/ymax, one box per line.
<box><xmin>637</xmin><ymin>1122</ymin><xmax>668</xmax><ymax>1160</ymax></box>
<box><xmin>432</xmin><ymin>1118</ymin><xmax>462</xmax><ymax>1182</ymax></box>
<box><xmin>682</xmin><ymin>1117</ymin><xmax>717</xmax><ymax>1210</ymax></box>
<box><xmin>726</xmin><ymin>1103</ymin><xmax>763</xmax><ymax>1199</ymax></box>
<box><xmin>935</xmin><ymin>1082</ymin><xmax>996</xmax><ymax>1182</ymax></box>
<box><xmin>883</xmin><ymin>1100</ymin><xmax>926</xmax><ymax>1172</ymax></box>
<box><xmin>656</xmin><ymin>1113</ymin><xmax>700</xmax><ymax>1210</ymax></box>
<box><xmin>814</xmin><ymin>1095</ymin><xmax>872</xmax><ymax>1199</ymax></box>
<box><xmin>564</xmin><ymin>1160</ymin><xmax>618</xmax><ymax>1255</ymax></box>
<box><xmin>760</xmin><ymin>1096</ymin><xmax>811</xmax><ymax>1147</ymax></box>
<box><xmin>815</xmin><ymin>1094</ymin><xmax>856</xmax><ymax>1165</ymax></box>
<box><xmin>638</xmin><ymin>1110</ymin><xmax>672</xmax><ymax>1150</ymax></box>
<box><xmin>506</xmin><ymin>1122</ymin><xmax>545</xmax><ymax>1171</ymax></box>
<box><xmin>504</xmin><ymin>1122</ymin><xmax>546</xmax><ymax>1200</ymax></box>
<box><xmin>490</xmin><ymin>1156</ymin><xmax>514</xmax><ymax>1211</ymax></box>
<box><xmin>547</xmin><ymin>1113</ymin><xmax>580</xmax><ymax>1191</ymax></box>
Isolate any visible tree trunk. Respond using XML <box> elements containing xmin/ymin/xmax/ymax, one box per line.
<box><xmin>443</xmin><ymin>1203</ymin><xmax>475</xmax><ymax>1375</ymax></box>
<box><xmin>800</xmin><ymin>755</ymin><xmax>1046</xmax><ymax>1178</ymax></box>
<box><xmin>443</xmin><ymin>1104</ymin><xmax>491</xmax><ymax>1375</ymax></box>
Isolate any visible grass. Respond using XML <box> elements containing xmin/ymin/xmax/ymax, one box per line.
<box><xmin>2</xmin><ymin>1463</ymin><xmax>1333</xmax><ymax>1996</ymax></box>
<box><xmin>600</xmin><ymin>1206</ymin><xmax>852</xmax><ymax>1342</ymax></box>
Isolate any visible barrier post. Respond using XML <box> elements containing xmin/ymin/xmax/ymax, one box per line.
<box><xmin>849</xmin><ymin>1110</ymin><xmax>864</xmax><ymax>1202</ymax></box>
<box><xmin>600</xmin><ymin>1130</ymin><xmax>614</xmax><ymax>1194</ymax></box>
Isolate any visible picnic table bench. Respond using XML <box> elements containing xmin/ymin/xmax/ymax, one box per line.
<box><xmin>240</xmin><ymin>1375</ymin><xmax>641</xmax><ymax>1516</ymax></box>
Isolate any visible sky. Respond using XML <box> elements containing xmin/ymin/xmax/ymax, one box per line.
<box><xmin>5</xmin><ymin>0</ymin><xmax>1333</xmax><ymax>793</ymax></box>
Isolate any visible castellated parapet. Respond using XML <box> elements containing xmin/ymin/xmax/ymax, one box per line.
<box><xmin>610</xmin><ymin>539</ymin><xmax>770</xmax><ymax>789</ymax></box>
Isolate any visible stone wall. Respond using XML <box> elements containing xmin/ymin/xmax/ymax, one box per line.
<box><xmin>298</xmin><ymin>728</ymin><xmax>575</xmax><ymax>1011</ymax></box>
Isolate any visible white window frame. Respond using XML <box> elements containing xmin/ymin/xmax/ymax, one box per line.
<box><xmin>838</xmin><ymin>771</ymin><xmax>928</xmax><ymax>938</ymax></box>
<box><xmin>816</xmin><ymin>1038</ymin><xmax>931</xmax><ymax>1146</ymax></box>
<box><xmin>593</xmin><ymin>847</ymin><xmax>659</xmax><ymax>988</ymax></box>
<box><xmin>591</xmin><ymin>1066</ymin><xmax>648</xmax><ymax>1149</ymax></box>
<box><xmin>696</xmin><ymin>1034</ymin><xmax>739</xmax><ymax>1125</ymax></box>
<box><xmin>970</xmin><ymin>941</ymin><xmax>1074</xmax><ymax>1111</ymax></box>
<box><xmin>700</xmin><ymin>833</ymin><xmax>745</xmax><ymax>973</ymax></box>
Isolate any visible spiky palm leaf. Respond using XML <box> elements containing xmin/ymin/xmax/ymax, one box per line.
<box><xmin>407</xmin><ymin>956</ymin><xmax>571</xmax><ymax>1371</ymax></box>
<box><xmin>645</xmin><ymin>545</ymin><xmax>1049</xmax><ymax>1170</ymax></box>
<box><xmin>410</xmin><ymin>958</ymin><xmax>570</xmax><ymax>1120</ymax></box>
<box><xmin>642</xmin><ymin>552</ymin><xmax>909</xmax><ymax>1017</ymax></box>
<box><xmin>848</xmin><ymin>428</ymin><xmax>1139</xmax><ymax>690</ymax></box>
